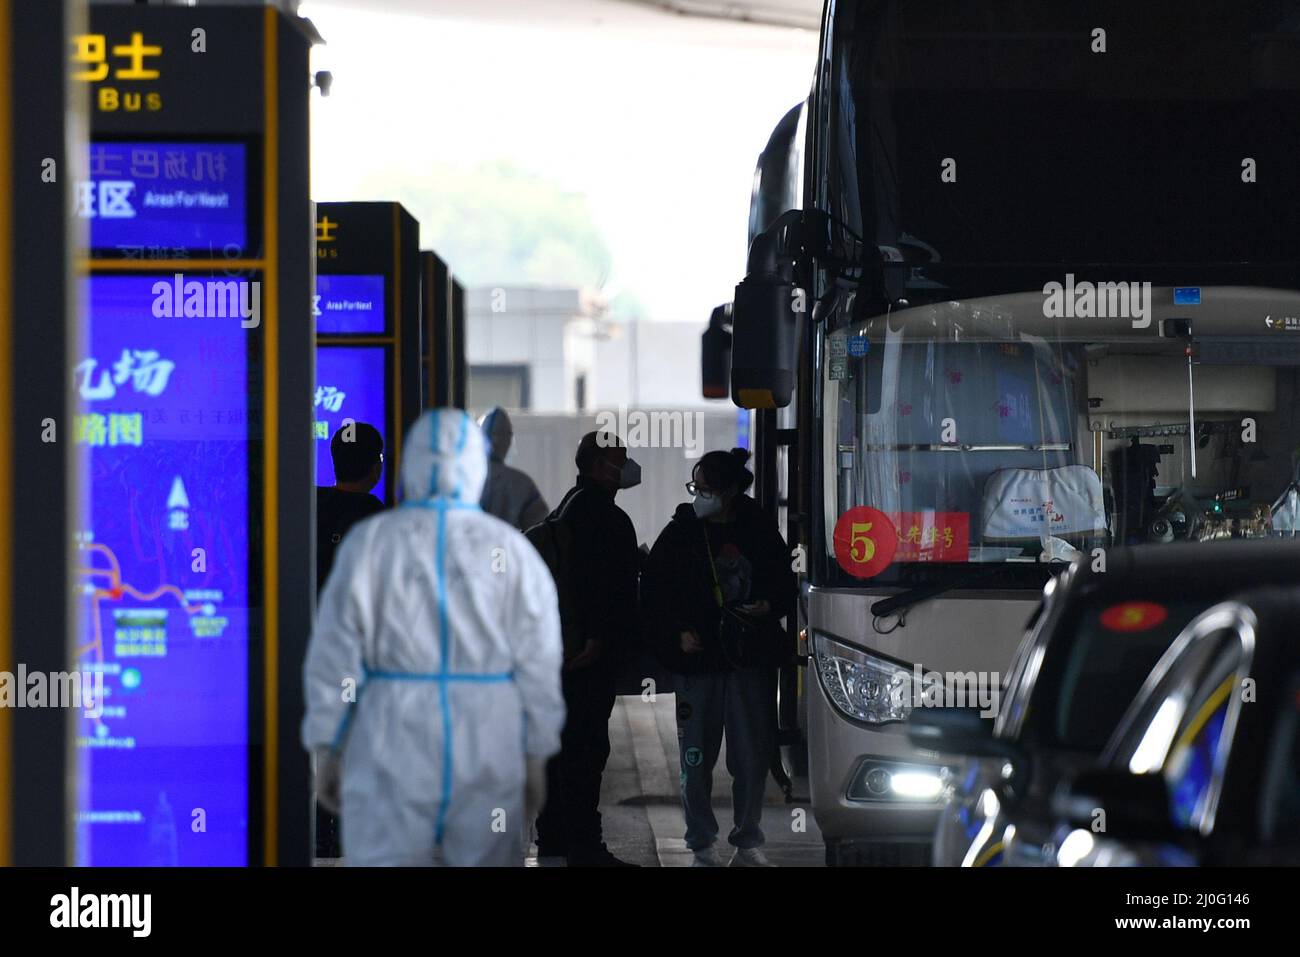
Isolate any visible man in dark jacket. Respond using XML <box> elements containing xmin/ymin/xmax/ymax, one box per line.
<box><xmin>641</xmin><ymin>448</ymin><xmax>795</xmax><ymax>866</ymax></box>
<box><xmin>316</xmin><ymin>422</ymin><xmax>385</xmax><ymax>593</ymax></box>
<box><xmin>534</xmin><ymin>431</ymin><xmax>642</xmax><ymax>867</ymax></box>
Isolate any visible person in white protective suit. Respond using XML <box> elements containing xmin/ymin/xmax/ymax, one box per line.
<box><xmin>302</xmin><ymin>408</ymin><xmax>566</xmax><ymax>866</ymax></box>
<box><xmin>478</xmin><ymin>407</ymin><xmax>551</xmax><ymax>531</ymax></box>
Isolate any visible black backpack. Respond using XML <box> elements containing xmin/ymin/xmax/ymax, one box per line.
<box><xmin>524</xmin><ymin>489</ymin><xmax>586</xmax><ymax>660</ymax></box>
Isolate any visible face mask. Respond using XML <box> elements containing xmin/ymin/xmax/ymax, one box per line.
<box><xmin>619</xmin><ymin>458</ymin><xmax>642</xmax><ymax>489</ymax></box>
<box><xmin>693</xmin><ymin>491</ymin><xmax>722</xmax><ymax>518</ymax></box>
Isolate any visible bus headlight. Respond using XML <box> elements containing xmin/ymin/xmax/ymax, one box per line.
<box><xmin>847</xmin><ymin>759</ymin><xmax>950</xmax><ymax>802</ymax></box>
<box><xmin>889</xmin><ymin>770</ymin><xmax>946</xmax><ymax>800</ymax></box>
<box><xmin>813</xmin><ymin>632</ymin><xmax>914</xmax><ymax>725</ymax></box>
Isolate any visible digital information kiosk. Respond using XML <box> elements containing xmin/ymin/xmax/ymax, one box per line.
<box><xmin>450</xmin><ymin>278</ymin><xmax>467</xmax><ymax>409</ymax></box>
<box><xmin>315</xmin><ymin>202</ymin><xmax>420</xmax><ymax>503</ymax></box>
<box><xmin>73</xmin><ymin>4</ymin><xmax>315</xmax><ymax>866</ymax></box>
<box><xmin>419</xmin><ymin>250</ymin><xmax>468</xmax><ymax>411</ymax></box>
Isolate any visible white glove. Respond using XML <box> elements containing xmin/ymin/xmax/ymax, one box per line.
<box><xmin>524</xmin><ymin>755</ymin><xmax>548</xmax><ymax>838</ymax></box>
<box><xmin>315</xmin><ymin>746</ymin><xmax>342</xmax><ymax>816</ymax></box>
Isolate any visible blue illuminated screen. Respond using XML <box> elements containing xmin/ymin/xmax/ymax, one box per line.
<box><xmin>315</xmin><ymin>345</ymin><xmax>390</xmax><ymax>501</ymax></box>
<box><xmin>84</xmin><ymin>142</ymin><xmax>248</xmax><ymax>254</ymax></box>
<box><xmin>315</xmin><ymin>274</ymin><xmax>385</xmax><ymax>335</ymax></box>
<box><xmin>75</xmin><ymin>275</ymin><xmax>252</xmax><ymax>866</ymax></box>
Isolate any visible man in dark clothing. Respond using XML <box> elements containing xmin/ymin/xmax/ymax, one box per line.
<box><xmin>316</xmin><ymin>422</ymin><xmax>385</xmax><ymax>593</ymax></box>
<box><xmin>313</xmin><ymin>420</ymin><xmax>385</xmax><ymax>858</ymax></box>
<box><xmin>534</xmin><ymin>431</ymin><xmax>642</xmax><ymax>867</ymax></box>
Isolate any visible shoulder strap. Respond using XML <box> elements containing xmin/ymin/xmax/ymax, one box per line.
<box><xmin>702</xmin><ymin>523</ymin><xmax>724</xmax><ymax>609</ymax></box>
<box><xmin>552</xmin><ymin>486</ymin><xmax>586</xmax><ymax>524</ymax></box>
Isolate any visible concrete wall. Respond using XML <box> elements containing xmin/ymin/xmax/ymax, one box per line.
<box><xmin>502</xmin><ymin>410</ymin><xmax>751</xmax><ymax>546</ymax></box>
<box><xmin>466</xmin><ymin>285</ymin><xmax>723</xmax><ymax>414</ymax></box>
<box><xmin>466</xmin><ymin>291</ymin><xmax>748</xmax><ymax>544</ymax></box>
<box><xmin>466</xmin><ymin>286</ymin><xmax>586</xmax><ymax>411</ymax></box>
<box><xmin>592</xmin><ymin>319</ymin><xmax>716</xmax><ymax>410</ymax></box>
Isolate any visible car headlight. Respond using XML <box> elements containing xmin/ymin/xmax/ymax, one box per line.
<box><xmin>814</xmin><ymin>631</ymin><xmax>914</xmax><ymax>725</ymax></box>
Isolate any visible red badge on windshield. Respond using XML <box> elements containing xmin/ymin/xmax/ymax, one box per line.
<box><xmin>833</xmin><ymin>507</ymin><xmax>898</xmax><ymax>579</ymax></box>
<box><xmin>1100</xmin><ymin>601</ymin><xmax>1169</xmax><ymax>632</ymax></box>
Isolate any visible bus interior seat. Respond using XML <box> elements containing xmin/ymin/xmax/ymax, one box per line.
<box><xmin>980</xmin><ymin>465</ymin><xmax>1109</xmax><ymax>550</ymax></box>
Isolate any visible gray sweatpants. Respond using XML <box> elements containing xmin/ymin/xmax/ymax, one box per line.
<box><xmin>674</xmin><ymin>667</ymin><xmax>776</xmax><ymax>851</ymax></box>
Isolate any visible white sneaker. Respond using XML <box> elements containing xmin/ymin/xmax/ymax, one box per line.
<box><xmin>729</xmin><ymin>847</ymin><xmax>776</xmax><ymax>867</ymax></box>
<box><xmin>691</xmin><ymin>847</ymin><xmax>727</xmax><ymax>867</ymax></box>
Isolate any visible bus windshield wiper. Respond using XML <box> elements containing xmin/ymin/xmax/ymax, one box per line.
<box><xmin>869</xmin><ymin>564</ymin><xmax>1012</xmax><ymax>619</ymax></box>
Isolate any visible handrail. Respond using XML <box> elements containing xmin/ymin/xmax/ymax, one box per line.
<box><xmin>846</xmin><ymin>442</ymin><xmax>1072</xmax><ymax>453</ymax></box>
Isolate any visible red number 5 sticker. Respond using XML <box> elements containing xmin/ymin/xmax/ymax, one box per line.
<box><xmin>833</xmin><ymin>506</ymin><xmax>897</xmax><ymax>578</ymax></box>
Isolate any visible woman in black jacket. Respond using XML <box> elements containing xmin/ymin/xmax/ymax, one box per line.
<box><xmin>641</xmin><ymin>447</ymin><xmax>795</xmax><ymax>867</ymax></box>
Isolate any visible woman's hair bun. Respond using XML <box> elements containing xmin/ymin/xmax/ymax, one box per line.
<box><xmin>696</xmin><ymin>447</ymin><xmax>755</xmax><ymax>493</ymax></box>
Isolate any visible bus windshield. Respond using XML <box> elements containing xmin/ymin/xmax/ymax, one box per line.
<box><xmin>821</xmin><ymin>286</ymin><xmax>1300</xmax><ymax>587</ymax></box>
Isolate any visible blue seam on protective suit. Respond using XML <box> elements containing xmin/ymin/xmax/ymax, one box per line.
<box><xmin>454</xmin><ymin>411</ymin><xmax>469</xmax><ymax>452</ymax></box>
<box><xmin>329</xmin><ymin>684</ymin><xmax>363</xmax><ymax>751</ymax></box>
<box><xmin>434</xmin><ymin>414</ymin><xmax>472</xmax><ymax>843</ymax></box>
<box><xmin>365</xmin><ymin>667</ymin><xmax>513</xmax><ymax>682</ymax></box>
<box><xmin>452</xmin><ymin>410</ymin><xmax>469</xmax><ymax>499</ymax></box>
<box><xmin>402</xmin><ymin>501</ymin><xmax>481</xmax><ymax>513</ymax></box>
<box><xmin>434</xmin><ymin>503</ymin><xmax>453</xmax><ymax>844</ymax></box>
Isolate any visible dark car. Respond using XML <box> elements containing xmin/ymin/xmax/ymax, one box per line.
<box><xmin>910</xmin><ymin>540</ymin><xmax>1300</xmax><ymax>867</ymax></box>
<box><xmin>1051</xmin><ymin>585</ymin><xmax>1300</xmax><ymax>867</ymax></box>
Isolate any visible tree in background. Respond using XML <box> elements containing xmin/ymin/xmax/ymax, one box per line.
<box><xmin>357</xmin><ymin>161</ymin><xmax>614</xmax><ymax>293</ymax></box>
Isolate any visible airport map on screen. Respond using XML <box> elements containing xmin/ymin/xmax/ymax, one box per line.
<box><xmin>74</xmin><ymin>275</ymin><xmax>252</xmax><ymax>866</ymax></box>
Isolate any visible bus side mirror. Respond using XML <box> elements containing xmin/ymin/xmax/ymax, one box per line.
<box><xmin>731</xmin><ymin>209</ymin><xmax>806</xmax><ymax>409</ymax></box>
<box><xmin>701</xmin><ymin>302</ymin><xmax>733</xmax><ymax>400</ymax></box>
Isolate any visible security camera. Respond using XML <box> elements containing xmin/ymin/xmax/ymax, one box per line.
<box><xmin>313</xmin><ymin>70</ymin><xmax>333</xmax><ymax>97</ymax></box>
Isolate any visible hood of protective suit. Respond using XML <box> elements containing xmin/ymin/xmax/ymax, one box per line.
<box><xmin>479</xmin><ymin>407</ymin><xmax>513</xmax><ymax>462</ymax></box>
<box><xmin>401</xmin><ymin>409</ymin><xmax>488</xmax><ymax>503</ymax></box>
